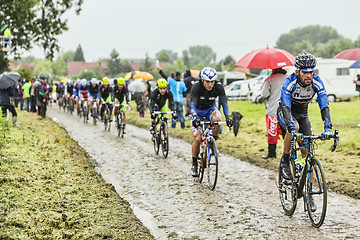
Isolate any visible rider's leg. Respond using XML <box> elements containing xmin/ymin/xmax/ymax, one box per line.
<box><xmin>191</xmin><ymin>128</ymin><xmax>202</xmax><ymax>177</ymax></box>
<box><xmin>280</xmin><ymin>121</ymin><xmax>300</xmax><ymax>180</ymax></box>
<box><xmin>210</xmin><ymin>110</ymin><xmax>222</xmax><ymax>139</ymax></box>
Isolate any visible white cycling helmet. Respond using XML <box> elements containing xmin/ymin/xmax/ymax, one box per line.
<box><xmin>90</xmin><ymin>78</ymin><xmax>98</xmax><ymax>85</ymax></box>
<box><xmin>200</xmin><ymin>67</ymin><xmax>217</xmax><ymax>81</ymax></box>
<box><xmin>81</xmin><ymin>78</ymin><xmax>87</xmax><ymax>86</ymax></box>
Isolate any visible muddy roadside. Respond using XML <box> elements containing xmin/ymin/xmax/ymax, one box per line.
<box><xmin>48</xmin><ymin>106</ymin><xmax>360</xmax><ymax>239</ymax></box>
<box><xmin>0</xmin><ymin>110</ymin><xmax>154</xmax><ymax>239</ymax></box>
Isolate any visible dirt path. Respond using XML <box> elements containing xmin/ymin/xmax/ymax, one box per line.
<box><xmin>48</xmin><ymin>106</ymin><xmax>360</xmax><ymax>239</ymax></box>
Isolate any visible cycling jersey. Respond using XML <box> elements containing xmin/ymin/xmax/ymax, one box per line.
<box><xmin>79</xmin><ymin>85</ymin><xmax>89</xmax><ymax>99</ymax></box>
<box><xmin>89</xmin><ymin>84</ymin><xmax>99</xmax><ymax>99</ymax></box>
<box><xmin>66</xmin><ymin>84</ymin><xmax>73</xmax><ymax>96</ymax></box>
<box><xmin>149</xmin><ymin>88</ymin><xmax>175</xmax><ymax>114</ymax></box>
<box><xmin>112</xmin><ymin>85</ymin><xmax>129</xmax><ymax>103</ymax></box>
<box><xmin>190</xmin><ymin>81</ymin><xmax>230</xmax><ymax>117</ymax></box>
<box><xmin>278</xmin><ymin>72</ymin><xmax>332</xmax><ymax>133</ymax></box>
<box><xmin>73</xmin><ymin>84</ymin><xmax>81</xmax><ymax>98</ymax></box>
<box><xmin>99</xmin><ymin>85</ymin><xmax>112</xmax><ymax>102</ymax></box>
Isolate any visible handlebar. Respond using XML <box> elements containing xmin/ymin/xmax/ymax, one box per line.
<box><xmin>291</xmin><ymin>129</ymin><xmax>340</xmax><ymax>152</ymax></box>
<box><xmin>153</xmin><ymin>111</ymin><xmax>174</xmax><ymax>115</ymax></box>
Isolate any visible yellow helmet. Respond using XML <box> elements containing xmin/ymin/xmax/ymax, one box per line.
<box><xmin>157</xmin><ymin>78</ymin><xmax>167</xmax><ymax>88</ymax></box>
<box><xmin>117</xmin><ymin>77</ymin><xmax>125</xmax><ymax>85</ymax></box>
<box><xmin>103</xmin><ymin>77</ymin><xmax>109</xmax><ymax>85</ymax></box>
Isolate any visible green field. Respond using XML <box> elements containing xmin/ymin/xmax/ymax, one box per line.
<box><xmin>127</xmin><ymin>99</ymin><xmax>360</xmax><ymax>199</ymax></box>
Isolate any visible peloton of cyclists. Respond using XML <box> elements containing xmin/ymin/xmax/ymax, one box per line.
<box><xmin>149</xmin><ymin>78</ymin><xmax>177</xmax><ymax>138</ymax></box>
<box><xmin>112</xmin><ymin>77</ymin><xmax>130</xmax><ymax>133</ymax></box>
<box><xmin>190</xmin><ymin>67</ymin><xmax>233</xmax><ymax>177</ymax></box>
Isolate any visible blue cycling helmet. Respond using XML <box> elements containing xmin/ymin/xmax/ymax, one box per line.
<box><xmin>294</xmin><ymin>52</ymin><xmax>317</xmax><ymax>72</ymax></box>
<box><xmin>200</xmin><ymin>67</ymin><xmax>217</xmax><ymax>81</ymax></box>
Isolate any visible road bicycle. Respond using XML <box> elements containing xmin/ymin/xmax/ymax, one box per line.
<box><xmin>114</xmin><ymin>103</ymin><xmax>129</xmax><ymax>138</ymax></box>
<box><xmin>67</xmin><ymin>97</ymin><xmax>74</xmax><ymax>115</ymax></box>
<box><xmin>278</xmin><ymin>129</ymin><xmax>340</xmax><ymax>227</ymax></box>
<box><xmin>101</xmin><ymin>102</ymin><xmax>113</xmax><ymax>132</ymax></box>
<box><xmin>80</xmin><ymin>97</ymin><xmax>89</xmax><ymax>123</ymax></box>
<box><xmin>90</xmin><ymin>100</ymin><xmax>98</xmax><ymax>126</ymax></box>
<box><xmin>195</xmin><ymin>120</ymin><xmax>230</xmax><ymax>190</ymax></box>
<box><xmin>152</xmin><ymin>111</ymin><xmax>173</xmax><ymax>158</ymax></box>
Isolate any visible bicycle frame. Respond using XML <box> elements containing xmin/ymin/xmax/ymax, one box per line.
<box><xmin>153</xmin><ymin>111</ymin><xmax>174</xmax><ymax>158</ymax></box>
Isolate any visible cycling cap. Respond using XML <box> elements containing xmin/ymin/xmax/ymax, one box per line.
<box><xmin>117</xmin><ymin>77</ymin><xmax>125</xmax><ymax>85</ymax></box>
<box><xmin>81</xmin><ymin>79</ymin><xmax>87</xmax><ymax>86</ymax></box>
<box><xmin>76</xmin><ymin>79</ymin><xmax>82</xmax><ymax>84</ymax></box>
<box><xmin>200</xmin><ymin>67</ymin><xmax>217</xmax><ymax>81</ymax></box>
<box><xmin>294</xmin><ymin>52</ymin><xmax>317</xmax><ymax>72</ymax></box>
<box><xmin>90</xmin><ymin>78</ymin><xmax>97</xmax><ymax>85</ymax></box>
<box><xmin>103</xmin><ymin>77</ymin><xmax>109</xmax><ymax>85</ymax></box>
<box><xmin>157</xmin><ymin>78</ymin><xmax>167</xmax><ymax>88</ymax></box>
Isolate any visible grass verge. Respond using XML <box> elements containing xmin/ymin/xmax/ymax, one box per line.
<box><xmin>127</xmin><ymin>99</ymin><xmax>360</xmax><ymax>199</ymax></box>
<box><xmin>0</xmin><ymin>110</ymin><xmax>154</xmax><ymax>239</ymax></box>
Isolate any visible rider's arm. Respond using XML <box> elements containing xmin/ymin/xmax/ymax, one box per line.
<box><xmin>313</xmin><ymin>76</ymin><xmax>333</xmax><ymax>130</ymax></box>
<box><xmin>217</xmin><ymin>82</ymin><xmax>230</xmax><ymax>117</ymax></box>
<box><xmin>149</xmin><ymin>90</ymin><xmax>157</xmax><ymax>114</ymax></box>
<box><xmin>98</xmin><ymin>86</ymin><xmax>103</xmax><ymax>102</ymax></box>
<box><xmin>125</xmin><ymin>86</ymin><xmax>130</xmax><ymax>103</ymax></box>
<box><xmin>190</xmin><ymin>82</ymin><xmax>200</xmax><ymax>116</ymax></box>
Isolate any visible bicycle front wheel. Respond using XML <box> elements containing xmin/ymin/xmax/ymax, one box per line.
<box><xmin>161</xmin><ymin>122</ymin><xmax>169</xmax><ymax>158</ymax></box>
<box><xmin>154</xmin><ymin>131</ymin><xmax>160</xmax><ymax>155</ymax></box>
<box><xmin>278</xmin><ymin>157</ymin><xmax>297</xmax><ymax>216</ymax></box>
<box><xmin>306</xmin><ymin>157</ymin><xmax>327</xmax><ymax>228</ymax></box>
<box><xmin>207</xmin><ymin>139</ymin><xmax>218</xmax><ymax>190</ymax></box>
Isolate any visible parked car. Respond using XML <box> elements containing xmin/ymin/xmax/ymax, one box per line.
<box><xmin>225</xmin><ymin>75</ymin><xmax>268</xmax><ymax>101</ymax></box>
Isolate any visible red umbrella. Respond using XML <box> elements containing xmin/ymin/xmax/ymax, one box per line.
<box><xmin>333</xmin><ymin>48</ymin><xmax>360</xmax><ymax>61</ymax></box>
<box><xmin>235</xmin><ymin>47</ymin><xmax>295</xmax><ymax>69</ymax></box>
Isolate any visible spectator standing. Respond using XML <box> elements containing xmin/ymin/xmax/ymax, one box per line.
<box><xmin>23</xmin><ymin>79</ymin><xmax>31</xmax><ymax>111</ymax></box>
<box><xmin>183</xmin><ymin>69</ymin><xmax>197</xmax><ymax>117</ymax></box>
<box><xmin>0</xmin><ymin>84</ymin><xmax>19</xmax><ymax>127</ymax></box>
<box><xmin>30</xmin><ymin>79</ymin><xmax>37</xmax><ymax>112</ymax></box>
<box><xmin>354</xmin><ymin>74</ymin><xmax>360</xmax><ymax>100</ymax></box>
<box><xmin>261</xmin><ymin>68</ymin><xmax>287</xmax><ymax>159</ymax></box>
<box><xmin>36</xmin><ymin>76</ymin><xmax>48</xmax><ymax>118</ymax></box>
<box><xmin>158</xmin><ymin>66</ymin><xmax>187</xmax><ymax>128</ymax></box>
<box><xmin>3</xmin><ymin>27</ymin><xmax>11</xmax><ymax>49</ymax></box>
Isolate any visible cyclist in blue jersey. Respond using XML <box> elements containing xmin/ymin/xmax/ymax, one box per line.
<box><xmin>73</xmin><ymin>79</ymin><xmax>82</xmax><ymax>112</ymax></box>
<box><xmin>190</xmin><ymin>67</ymin><xmax>233</xmax><ymax>177</ymax></box>
<box><xmin>277</xmin><ymin>53</ymin><xmax>333</xmax><ymax>183</ymax></box>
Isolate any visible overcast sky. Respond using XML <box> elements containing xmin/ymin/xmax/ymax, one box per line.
<box><xmin>28</xmin><ymin>0</ymin><xmax>360</xmax><ymax>62</ymax></box>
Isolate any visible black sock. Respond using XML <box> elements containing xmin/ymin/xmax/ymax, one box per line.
<box><xmin>282</xmin><ymin>153</ymin><xmax>290</xmax><ymax>161</ymax></box>
<box><xmin>192</xmin><ymin>157</ymin><xmax>197</xmax><ymax>165</ymax></box>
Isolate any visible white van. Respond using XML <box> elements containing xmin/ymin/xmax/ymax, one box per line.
<box><xmin>217</xmin><ymin>71</ymin><xmax>247</xmax><ymax>86</ymax></box>
<box><xmin>315</xmin><ymin>58</ymin><xmax>358</xmax><ymax>102</ymax></box>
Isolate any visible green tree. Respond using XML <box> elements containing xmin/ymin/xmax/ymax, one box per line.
<box><xmin>276</xmin><ymin>25</ymin><xmax>342</xmax><ymax>54</ymax></box>
<box><xmin>155</xmin><ymin>49</ymin><xmax>178</xmax><ymax>63</ymax></box>
<box><xmin>159</xmin><ymin>58</ymin><xmax>187</xmax><ymax>78</ymax></box>
<box><xmin>105</xmin><ymin>49</ymin><xmax>122</xmax><ymax>77</ymax></box>
<box><xmin>293</xmin><ymin>40</ymin><xmax>314</xmax><ymax>55</ymax></box>
<box><xmin>77</xmin><ymin>69</ymin><xmax>97</xmax><ymax>80</ymax></box>
<box><xmin>223</xmin><ymin>55</ymin><xmax>235</xmax><ymax>65</ymax></box>
<box><xmin>314</xmin><ymin>38</ymin><xmax>355</xmax><ymax>58</ymax></box>
<box><xmin>355</xmin><ymin>35</ymin><xmax>360</xmax><ymax>48</ymax></box>
<box><xmin>182</xmin><ymin>50</ymin><xmax>190</xmax><ymax>69</ymax></box>
<box><xmin>62</xmin><ymin>50</ymin><xmax>75</xmax><ymax>62</ymax></box>
<box><xmin>19</xmin><ymin>55</ymin><xmax>37</xmax><ymax>63</ymax></box>
<box><xmin>33</xmin><ymin>60</ymin><xmax>54</xmax><ymax>76</ymax></box>
<box><xmin>140</xmin><ymin>53</ymin><xmax>153</xmax><ymax>72</ymax></box>
<box><xmin>74</xmin><ymin>44</ymin><xmax>85</xmax><ymax>62</ymax></box>
<box><xmin>120</xmin><ymin>59</ymin><xmax>132</xmax><ymax>73</ymax></box>
<box><xmin>187</xmin><ymin>45</ymin><xmax>216</xmax><ymax>66</ymax></box>
<box><xmin>0</xmin><ymin>0</ymin><xmax>83</xmax><ymax>72</ymax></box>
<box><xmin>52</xmin><ymin>58</ymin><xmax>67</xmax><ymax>76</ymax></box>
<box><xmin>15</xmin><ymin>67</ymin><xmax>33</xmax><ymax>80</ymax></box>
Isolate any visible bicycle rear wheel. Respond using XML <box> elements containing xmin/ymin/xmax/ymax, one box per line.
<box><xmin>278</xmin><ymin>157</ymin><xmax>297</xmax><ymax>216</ymax></box>
<box><xmin>92</xmin><ymin>106</ymin><xmax>97</xmax><ymax>125</ymax></box>
<box><xmin>161</xmin><ymin>122</ymin><xmax>169</xmax><ymax>158</ymax></box>
<box><xmin>83</xmin><ymin>106</ymin><xmax>88</xmax><ymax>123</ymax></box>
<box><xmin>306</xmin><ymin>157</ymin><xmax>327</xmax><ymax>228</ymax></box>
<box><xmin>207</xmin><ymin>139</ymin><xmax>218</xmax><ymax>190</ymax></box>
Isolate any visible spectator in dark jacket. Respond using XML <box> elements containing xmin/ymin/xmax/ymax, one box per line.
<box><xmin>0</xmin><ymin>84</ymin><xmax>19</xmax><ymax>127</ymax></box>
<box><xmin>36</xmin><ymin>77</ymin><xmax>48</xmax><ymax>118</ymax></box>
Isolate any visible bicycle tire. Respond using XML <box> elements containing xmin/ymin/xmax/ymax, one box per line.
<box><xmin>197</xmin><ymin>151</ymin><xmax>205</xmax><ymax>183</ymax></box>
<box><xmin>306</xmin><ymin>157</ymin><xmax>327</xmax><ymax>228</ymax></box>
<box><xmin>278</xmin><ymin>157</ymin><xmax>297</xmax><ymax>216</ymax></box>
<box><xmin>92</xmin><ymin>106</ymin><xmax>97</xmax><ymax>126</ymax></box>
<box><xmin>107</xmin><ymin>109</ymin><xmax>111</xmax><ymax>132</ymax></box>
<box><xmin>83</xmin><ymin>105</ymin><xmax>88</xmax><ymax>123</ymax></box>
<box><xmin>161</xmin><ymin>122</ymin><xmax>169</xmax><ymax>158</ymax></box>
<box><xmin>120</xmin><ymin>112</ymin><xmax>125</xmax><ymax>138</ymax></box>
<box><xmin>154</xmin><ymin>127</ymin><xmax>160</xmax><ymax>155</ymax></box>
<box><xmin>207</xmin><ymin>138</ymin><xmax>218</xmax><ymax>190</ymax></box>
<box><xmin>103</xmin><ymin>110</ymin><xmax>108</xmax><ymax>131</ymax></box>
